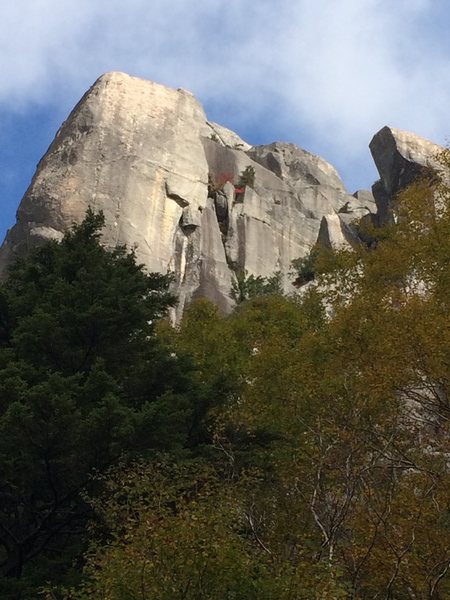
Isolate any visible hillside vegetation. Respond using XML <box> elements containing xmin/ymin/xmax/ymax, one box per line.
<box><xmin>0</xmin><ymin>162</ymin><xmax>449</xmax><ymax>599</ymax></box>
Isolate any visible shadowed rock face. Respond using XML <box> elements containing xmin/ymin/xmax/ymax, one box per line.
<box><xmin>369</xmin><ymin>126</ymin><xmax>443</xmax><ymax>223</ymax></box>
<box><xmin>0</xmin><ymin>74</ymin><xmax>445</xmax><ymax>317</ymax></box>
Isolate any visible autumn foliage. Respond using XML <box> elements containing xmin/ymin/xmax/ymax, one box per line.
<box><xmin>64</xmin><ymin>162</ymin><xmax>450</xmax><ymax>599</ymax></box>
<box><xmin>2</xmin><ymin>161</ymin><xmax>449</xmax><ymax>598</ymax></box>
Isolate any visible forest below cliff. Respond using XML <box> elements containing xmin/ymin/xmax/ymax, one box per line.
<box><xmin>0</xmin><ymin>162</ymin><xmax>449</xmax><ymax>600</ymax></box>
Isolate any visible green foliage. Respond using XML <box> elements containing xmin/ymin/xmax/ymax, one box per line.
<box><xmin>231</xmin><ymin>270</ymin><xmax>282</xmax><ymax>303</ymax></box>
<box><xmin>224</xmin><ymin>173</ymin><xmax>450</xmax><ymax>598</ymax></box>
<box><xmin>158</xmin><ymin>299</ymin><xmax>246</xmax><ymax>451</ymax></box>
<box><xmin>237</xmin><ymin>165</ymin><xmax>256</xmax><ymax>189</ymax></box>
<box><xmin>57</xmin><ymin>460</ymin><xmax>348</xmax><ymax>600</ymax></box>
<box><xmin>290</xmin><ymin>246</ymin><xmax>321</xmax><ymax>286</ymax></box>
<box><xmin>0</xmin><ymin>210</ymin><xmax>200</xmax><ymax>595</ymax></box>
<box><xmin>5</xmin><ymin>162</ymin><xmax>450</xmax><ymax>598</ymax></box>
<box><xmin>48</xmin><ymin>169</ymin><xmax>450</xmax><ymax>599</ymax></box>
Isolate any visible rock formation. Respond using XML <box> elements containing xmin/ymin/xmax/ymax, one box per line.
<box><xmin>0</xmin><ymin>73</ymin><xmax>445</xmax><ymax>318</ymax></box>
<box><xmin>369</xmin><ymin>126</ymin><xmax>443</xmax><ymax>223</ymax></box>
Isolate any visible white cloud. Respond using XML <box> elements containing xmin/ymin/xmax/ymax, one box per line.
<box><xmin>0</xmin><ymin>0</ymin><xmax>449</xmax><ymax>189</ymax></box>
<box><xmin>272</xmin><ymin>1</ymin><xmax>448</xmax><ymax>148</ymax></box>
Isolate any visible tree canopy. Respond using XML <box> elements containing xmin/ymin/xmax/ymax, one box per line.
<box><xmin>2</xmin><ymin>160</ymin><xmax>450</xmax><ymax>599</ymax></box>
<box><xmin>0</xmin><ymin>210</ymin><xmax>202</xmax><ymax>597</ymax></box>
<box><xmin>60</xmin><ymin>167</ymin><xmax>450</xmax><ymax>599</ymax></box>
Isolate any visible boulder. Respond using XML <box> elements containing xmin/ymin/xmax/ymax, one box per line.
<box><xmin>352</xmin><ymin>189</ymin><xmax>377</xmax><ymax>213</ymax></box>
<box><xmin>369</xmin><ymin>126</ymin><xmax>443</xmax><ymax>223</ymax></box>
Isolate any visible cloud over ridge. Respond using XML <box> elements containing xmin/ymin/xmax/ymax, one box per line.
<box><xmin>0</xmin><ymin>0</ymin><xmax>449</xmax><ymax>190</ymax></box>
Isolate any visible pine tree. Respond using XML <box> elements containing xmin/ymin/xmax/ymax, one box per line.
<box><xmin>0</xmin><ymin>210</ymin><xmax>197</xmax><ymax>595</ymax></box>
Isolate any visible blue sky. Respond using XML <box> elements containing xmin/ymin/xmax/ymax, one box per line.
<box><xmin>1</xmin><ymin>0</ymin><xmax>449</xmax><ymax>242</ymax></box>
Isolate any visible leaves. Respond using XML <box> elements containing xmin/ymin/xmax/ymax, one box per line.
<box><xmin>231</xmin><ymin>270</ymin><xmax>282</xmax><ymax>304</ymax></box>
<box><xmin>6</xmin><ymin>166</ymin><xmax>450</xmax><ymax>597</ymax></box>
<box><xmin>0</xmin><ymin>210</ymin><xmax>197</xmax><ymax>594</ymax></box>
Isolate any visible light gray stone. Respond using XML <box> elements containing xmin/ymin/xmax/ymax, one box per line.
<box><xmin>2</xmin><ymin>73</ymin><xmax>446</xmax><ymax>317</ymax></box>
<box><xmin>317</xmin><ymin>214</ymin><xmax>356</xmax><ymax>251</ymax></box>
<box><xmin>248</xmin><ymin>142</ymin><xmax>347</xmax><ymax>191</ymax></box>
<box><xmin>1</xmin><ymin>72</ymin><xmax>210</xmax><ymax>278</ymax></box>
<box><xmin>352</xmin><ymin>189</ymin><xmax>376</xmax><ymax>211</ymax></box>
<box><xmin>369</xmin><ymin>126</ymin><xmax>444</xmax><ymax>223</ymax></box>
<box><xmin>202</xmin><ymin>121</ymin><xmax>251</xmax><ymax>151</ymax></box>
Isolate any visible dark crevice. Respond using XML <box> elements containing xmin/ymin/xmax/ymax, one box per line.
<box><xmin>180</xmin><ymin>223</ymin><xmax>197</xmax><ymax>236</ymax></box>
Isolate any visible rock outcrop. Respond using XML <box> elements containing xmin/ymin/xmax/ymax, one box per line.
<box><xmin>0</xmin><ymin>72</ymin><xmax>360</xmax><ymax>317</ymax></box>
<box><xmin>369</xmin><ymin>126</ymin><xmax>443</xmax><ymax>223</ymax></box>
<box><xmin>0</xmin><ymin>74</ymin><xmax>445</xmax><ymax>317</ymax></box>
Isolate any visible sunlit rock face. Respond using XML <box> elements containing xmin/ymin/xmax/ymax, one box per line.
<box><xmin>370</xmin><ymin>126</ymin><xmax>443</xmax><ymax>224</ymax></box>
<box><xmin>0</xmin><ymin>73</ymin><xmax>210</xmax><ymax>302</ymax></box>
<box><xmin>0</xmin><ymin>73</ymin><xmax>444</xmax><ymax>317</ymax></box>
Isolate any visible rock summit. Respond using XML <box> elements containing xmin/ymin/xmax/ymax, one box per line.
<box><xmin>0</xmin><ymin>72</ymin><xmax>444</xmax><ymax>317</ymax></box>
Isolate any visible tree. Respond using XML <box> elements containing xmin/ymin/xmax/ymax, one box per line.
<box><xmin>41</xmin><ymin>161</ymin><xmax>450</xmax><ymax>598</ymax></box>
<box><xmin>237</xmin><ymin>165</ymin><xmax>256</xmax><ymax>189</ymax></box>
<box><xmin>291</xmin><ymin>247</ymin><xmax>321</xmax><ymax>286</ymax></box>
<box><xmin>0</xmin><ymin>210</ymin><xmax>197</xmax><ymax>595</ymax></box>
<box><xmin>231</xmin><ymin>270</ymin><xmax>282</xmax><ymax>304</ymax></box>
<box><xmin>55</xmin><ymin>460</ymin><xmax>348</xmax><ymax>600</ymax></box>
<box><xmin>225</xmin><ymin>167</ymin><xmax>450</xmax><ymax>597</ymax></box>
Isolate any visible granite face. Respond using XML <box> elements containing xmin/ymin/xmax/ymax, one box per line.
<box><xmin>0</xmin><ymin>73</ymin><xmax>209</xmax><ymax>286</ymax></box>
<box><xmin>369</xmin><ymin>126</ymin><xmax>443</xmax><ymax>223</ymax></box>
<box><xmin>0</xmin><ymin>73</ymin><xmax>445</xmax><ymax>316</ymax></box>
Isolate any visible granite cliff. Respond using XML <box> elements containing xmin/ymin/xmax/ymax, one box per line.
<box><xmin>0</xmin><ymin>72</ymin><xmax>444</xmax><ymax>318</ymax></box>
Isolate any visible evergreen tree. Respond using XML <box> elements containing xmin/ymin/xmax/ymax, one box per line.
<box><xmin>237</xmin><ymin>165</ymin><xmax>256</xmax><ymax>189</ymax></box>
<box><xmin>0</xmin><ymin>210</ymin><xmax>197</xmax><ymax>595</ymax></box>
